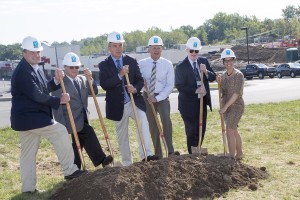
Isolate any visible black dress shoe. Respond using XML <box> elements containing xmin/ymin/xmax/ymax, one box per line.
<box><xmin>23</xmin><ymin>189</ymin><xmax>45</xmax><ymax>194</ymax></box>
<box><xmin>169</xmin><ymin>151</ymin><xmax>180</xmax><ymax>156</ymax></box>
<box><xmin>64</xmin><ymin>169</ymin><xmax>88</xmax><ymax>180</ymax></box>
<box><xmin>102</xmin><ymin>155</ymin><xmax>113</xmax><ymax>168</ymax></box>
<box><xmin>142</xmin><ymin>155</ymin><xmax>159</xmax><ymax>162</ymax></box>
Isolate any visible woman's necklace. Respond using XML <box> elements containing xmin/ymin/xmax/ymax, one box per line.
<box><xmin>226</xmin><ymin>69</ymin><xmax>234</xmax><ymax>76</ymax></box>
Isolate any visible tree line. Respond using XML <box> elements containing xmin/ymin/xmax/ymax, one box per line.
<box><xmin>1</xmin><ymin>5</ymin><xmax>300</xmax><ymax>61</ymax></box>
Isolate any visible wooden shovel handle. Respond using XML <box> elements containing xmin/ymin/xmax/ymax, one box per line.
<box><xmin>217</xmin><ymin>77</ymin><xmax>228</xmax><ymax>155</ymax></box>
<box><xmin>124</xmin><ymin>73</ymin><xmax>147</xmax><ymax>161</ymax></box>
<box><xmin>197</xmin><ymin>70</ymin><xmax>204</xmax><ymax>150</ymax></box>
<box><xmin>144</xmin><ymin>80</ymin><xmax>169</xmax><ymax>157</ymax></box>
<box><xmin>86</xmin><ymin>76</ymin><xmax>114</xmax><ymax>162</ymax></box>
<box><xmin>60</xmin><ymin>77</ymin><xmax>86</xmax><ymax>170</ymax></box>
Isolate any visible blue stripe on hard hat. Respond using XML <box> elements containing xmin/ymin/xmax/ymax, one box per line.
<box><xmin>116</xmin><ymin>34</ymin><xmax>121</xmax><ymax>40</ymax></box>
<box><xmin>154</xmin><ymin>38</ymin><xmax>158</xmax><ymax>43</ymax></box>
<box><xmin>193</xmin><ymin>42</ymin><xmax>197</xmax><ymax>47</ymax></box>
<box><xmin>226</xmin><ymin>50</ymin><xmax>231</xmax><ymax>55</ymax></box>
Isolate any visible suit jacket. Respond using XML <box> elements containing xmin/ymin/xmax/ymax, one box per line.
<box><xmin>10</xmin><ymin>58</ymin><xmax>61</xmax><ymax>131</ymax></box>
<box><xmin>99</xmin><ymin>55</ymin><xmax>145</xmax><ymax>121</ymax></box>
<box><xmin>175</xmin><ymin>56</ymin><xmax>216</xmax><ymax>120</ymax></box>
<box><xmin>52</xmin><ymin>75</ymin><xmax>98</xmax><ymax>134</ymax></box>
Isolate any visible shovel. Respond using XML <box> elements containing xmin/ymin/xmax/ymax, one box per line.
<box><xmin>124</xmin><ymin>72</ymin><xmax>148</xmax><ymax>161</ymax></box>
<box><xmin>191</xmin><ymin>70</ymin><xmax>208</xmax><ymax>155</ymax></box>
<box><xmin>217</xmin><ymin>76</ymin><xmax>228</xmax><ymax>156</ymax></box>
<box><xmin>143</xmin><ymin>79</ymin><xmax>169</xmax><ymax>158</ymax></box>
<box><xmin>59</xmin><ymin>77</ymin><xmax>86</xmax><ymax>170</ymax></box>
<box><xmin>85</xmin><ymin>71</ymin><xmax>114</xmax><ymax>166</ymax></box>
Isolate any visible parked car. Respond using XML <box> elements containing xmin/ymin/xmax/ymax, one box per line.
<box><xmin>240</xmin><ymin>63</ymin><xmax>276</xmax><ymax>80</ymax></box>
<box><xmin>276</xmin><ymin>63</ymin><xmax>300</xmax><ymax>78</ymax></box>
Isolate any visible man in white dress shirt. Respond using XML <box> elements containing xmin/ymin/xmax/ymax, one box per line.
<box><xmin>139</xmin><ymin>35</ymin><xmax>179</xmax><ymax>158</ymax></box>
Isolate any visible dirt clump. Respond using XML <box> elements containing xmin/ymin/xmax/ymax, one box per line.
<box><xmin>49</xmin><ymin>154</ymin><xmax>268</xmax><ymax>200</ymax></box>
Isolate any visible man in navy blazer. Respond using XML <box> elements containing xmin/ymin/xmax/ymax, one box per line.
<box><xmin>99</xmin><ymin>32</ymin><xmax>158</xmax><ymax>166</ymax></box>
<box><xmin>10</xmin><ymin>36</ymin><xmax>86</xmax><ymax>193</ymax></box>
<box><xmin>175</xmin><ymin>37</ymin><xmax>216</xmax><ymax>154</ymax></box>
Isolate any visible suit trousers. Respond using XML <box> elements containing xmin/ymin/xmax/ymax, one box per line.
<box><xmin>19</xmin><ymin>122</ymin><xmax>78</xmax><ymax>192</ymax></box>
<box><xmin>71</xmin><ymin>122</ymin><xmax>106</xmax><ymax>169</ymax></box>
<box><xmin>182</xmin><ymin>98</ymin><xmax>208</xmax><ymax>154</ymax></box>
<box><xmin>115</xmin><ymin>102</ymin><xmax>153</xmax><ymax>166</ymax></box>
<box><xmin>143</xmin><ymin>93</ymin><xmax>174</xmax><ymax>158</ymax></box>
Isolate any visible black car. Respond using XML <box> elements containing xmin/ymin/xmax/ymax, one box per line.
<box><xmin>276</xmin><ymin>63</ymin><xmax>300</xmax><ymax>78</ymax></box>
<box><xmin>240</xmin><ymin>63</ymin><xmax>276</xmax><ymax>80</ymax></box>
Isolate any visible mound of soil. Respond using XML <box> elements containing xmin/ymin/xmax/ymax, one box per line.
<box><xmin>209</xmin><ymin>45</ymin><xmax>288</xmax><ymax>72</ymax></box>
<box><xmin>232</xmin><ymin>45</ymin><xmax>286</xmax><ymax>63</ymax></box>
<box><xmin>49</xmin><ymin>154</ymin><xmax>268</xmax><ymax>200</ymax></box>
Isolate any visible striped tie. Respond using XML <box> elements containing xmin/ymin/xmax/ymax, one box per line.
<box><xmin>149</xmin><ymin>61</ymin><xmax>157</xmax><ymax>96</ymax></box>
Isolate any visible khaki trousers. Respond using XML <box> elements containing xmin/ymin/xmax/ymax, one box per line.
<box><xmin>19</xmin><ymin>122</ymin><xmax>78</xmax><ymax>192</ymax></box>
<box><xmin>143</xmin><ymin>94</ymin><xmax>174</xmax><ymax>158</ymax></box>
<box><xmin>115</xmin><ymin>102</ymin><xmax>153</xmax><ymax>166</ymax></box>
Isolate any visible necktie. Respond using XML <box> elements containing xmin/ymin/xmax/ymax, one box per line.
<box><xmin>116</xmin><ymin>59</ymin><xmax>128</xmax><ymax>103</ymax></box>
<box><xmin>116</xmin><ymin>59</ymin><xmax>122</xmax><ymax>72</ymax></box>
<box><xmin>193</xmin><ymin>62</ymin><xmax>201</xmax><ymax>83</ymax></box>
<box><xmin>73</xmin><ymin>79</ymin><xmax>81</xmax><ymax>98</ymax></box>
<box><xmin>149</xmin><ymin>61</ymin><xmax>157</xmax><ymax>96</ymax></box>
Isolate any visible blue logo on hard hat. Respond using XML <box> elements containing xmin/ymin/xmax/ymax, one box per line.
<box><xmin>116</xmin><ymin>34</ymin><xmax>121</xmax><ymax>40</ymax></box>
<box><xmin>33</xmin><ymin>41</ymin><xmax>38</xmax><ymax>48</ymax></box>
<box><xmin>71</xmin><ymin>56</ymin><xmax>77</xmax><ymax>62</ymax></box>
<box><xmin>154</xmin><ymin>38</ymin><xmax>158</xmax><ymax>43</ymax></box>
<box><xmin>226</xmin><ymin>50</ymin><xmax>231</xmax><ymax>55</ymax></box>
<box><xmin>193</xmin><ymin>42</ymin><xmax>197</xmax><ymax>47</ymax></box>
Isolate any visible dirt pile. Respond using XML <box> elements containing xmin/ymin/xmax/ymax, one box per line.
<box><xmin>209</xmin><ymin>45</ymin><xmax>287</xmax><ymax>72</ymax></box>
<box><xmin>49</xmin><ymin>154</ymin><xmax>268</xmax><ymax>200</ymax></box>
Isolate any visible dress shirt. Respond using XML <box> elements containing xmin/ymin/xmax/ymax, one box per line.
<box><xmin>139</xmin><ymin>57</ymin><xmax>174</xmax><ymax>102</ymax></box>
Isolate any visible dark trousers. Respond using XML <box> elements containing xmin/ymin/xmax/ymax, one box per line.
<box><xmin>71</xmin><ymin>122</ymin><xmax>106</xmax><ymax>169</ymax></box>
<box><xmin>143</xmin><ymin>93</ymin><xmax>174</xmax><ymax>158</ymax></box>
<box><xmin>182</xmin><ymin>98</ymin><xmax>208</xmax><ymax>154</ymax></box>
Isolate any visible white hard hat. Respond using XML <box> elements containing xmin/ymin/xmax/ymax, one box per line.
<box><xmin>148</xmin><ymin>35</ymin><xmax>164</xmax><ymax>46</ymax></box>
<box><xmin>107</xmin><ymin>31</ymin><xmax>125</xmax><ymax>43</ymax></box>
<box><xmin>63</xmin><ymin>52</ymin><xmax>82</xmax><ymax>66</ymax></box>
<box><xmin>221</xmin><ymin>49</ymin><xmax>236</xmax><ymax>59</ymax></box>
<box><xmin>21</xmin><ymin>36</ymin><xmax>43</xmax><ymax>51</ymax></box>
<box><xmin>186</xmin><ymin>37</ymin><xmax>202</xmax><ymax>50</ymax></box>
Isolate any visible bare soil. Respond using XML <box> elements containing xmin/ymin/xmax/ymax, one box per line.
<box><xmin>49</xmin><ymin>154</ymin><xmax>268</xmax><ymax>200</ymax></box>
<box><xmin>209</xmin><ymin>45</ymin><xmax>289</xmax><ymax>72</ymax></box>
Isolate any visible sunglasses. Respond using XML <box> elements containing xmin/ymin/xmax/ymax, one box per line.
<box><xmin>69</xmin><ymin>66</ymin><xmax>80</xmax><ymax>69</ymax></box>
<box><xmin>189</xmin><ymin>50</ymin><xmax>199</xmax><ymax>53</ymax></box>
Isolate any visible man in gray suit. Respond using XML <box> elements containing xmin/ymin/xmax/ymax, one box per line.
<box><xmin>52</xmin><ymin>52</ymin><xmax>113</xmax><ymax>169</ymax></box>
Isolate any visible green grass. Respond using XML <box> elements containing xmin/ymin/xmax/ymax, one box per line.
<box><xmin>0</xmin><ymin>100</ymin><xmax>299</xmax><ymax>199</ymax></box>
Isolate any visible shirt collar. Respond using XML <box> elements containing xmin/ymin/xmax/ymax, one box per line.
<box><xmin>188</xmin><ymin>58</ymin><xmax>197</xmax><ymax>68</ymax></box>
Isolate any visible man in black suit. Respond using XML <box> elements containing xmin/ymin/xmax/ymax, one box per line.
<box><xmin>175</xmin><ymin>37</ymin><xmax>216</xmax><ymax>154</ymax></box>
<box><xmin>99</xmin><ymin>32</ymin><xmax>158</xmax><ymax>166</ymax></box>
<box><xmin>52</xmin><ymin>52</ymin><xmax>113</xmax><ymax>169</ymax></box>
<box><xmin>10</xmin><ymin>36</ymin><xmax>86</xmax><ymax>193</ymax></box>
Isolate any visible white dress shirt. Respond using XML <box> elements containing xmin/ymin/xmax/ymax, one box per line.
<box><xmin>139</xmin><ymin>57</ymin><xmax>174</xmax><ymax>102</ymax></box>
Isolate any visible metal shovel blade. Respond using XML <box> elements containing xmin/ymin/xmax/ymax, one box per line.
<box><xmin>191</xmin><ymin>146</ymin><xmax>208</xmax><ymax>155</ymax></box>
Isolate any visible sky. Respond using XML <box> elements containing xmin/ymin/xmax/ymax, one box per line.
<box><xmin>1</xmin><ymin>0</ymin><xmax>299</xmax><ymax>45</ymax></box>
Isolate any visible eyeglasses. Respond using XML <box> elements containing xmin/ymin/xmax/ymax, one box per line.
<box><xmin>223</xmin><ymin>59</ymin><xmax>234</xmax><ymax>63</ymax></box>
<box><xmin>69</xmin><ymin>66</ymin><xmax>80</xmax><ymax>69</ymax></box>
<box><xmin>189</xmin><ymin>50</ymin><xmax>199</xmax><ymax>54</ymax></box>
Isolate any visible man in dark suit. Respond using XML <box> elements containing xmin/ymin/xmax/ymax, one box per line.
<box><xmin>52</xmin><ymin>52</ymin><xmax>113</xmax><ymax>169</ymax></box>
<box><xmin>175</xmin><ymin>37</ymin><xmax>216</xmax><ymax>154</ymax></box>
<box><xmin>10</xmin><ymin>36</ymin><xmax>86</xmax><ymax>193</ymax></box>
<box><xmin>99</xmin><ymin>31</ymin><xmax>158</xmax><ymax>166</ymax></box>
